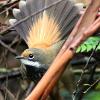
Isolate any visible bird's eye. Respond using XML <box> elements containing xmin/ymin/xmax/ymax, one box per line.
<box><xmin>29</xmin><ymin>54</ymin><xmax>34</xmax><ymax>58</ymax></box>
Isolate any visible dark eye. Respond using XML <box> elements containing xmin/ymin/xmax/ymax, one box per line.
<box><xmin>29</xmin><ymin>54</ymin><xmax>34</xmax><ymax>58</ymax></box>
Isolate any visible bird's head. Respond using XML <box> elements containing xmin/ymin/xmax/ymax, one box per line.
<box><xmin>16</xmin><ymin>48</ymin><xmax>49</xmax><ymax>68</ymax></box>
<box><xmin>16</xmin><ymin>48</ymin><xmax>49</xmax><ymax>81</ymax></box>
<box><xmin>16</xmin><ymin>40</ymin><xmax>64</xmax><ymax>81</ymax></box>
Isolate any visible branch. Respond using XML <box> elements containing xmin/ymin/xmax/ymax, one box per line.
<box><xmin>25</xmin><ymin>0</ymin><xmax>100</xmax><ymax>99</ymax></box>
<box><xmin>0</xmin><ymin>69</ymin><xmax>21</xmax><ymax>81</ymax></box>
<box><xmin>0</xmin><ymin>0</ymin><xmax>19</xmax><ymax>15</ymax></box>
<box><xmin>0</xmin><ymin>39</ymin><xmax>18</xmax><ymax>55</ymax></box>
<box><xmin>0</xmin><ymin>0</ymin><xmax>64</xmax><ymax>35</ymax></box>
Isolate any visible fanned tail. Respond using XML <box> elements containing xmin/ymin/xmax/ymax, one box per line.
<box><xmin>9</xmin><ymin>0</ymin><xmax>81</xmax><ymax>48</ymax></box>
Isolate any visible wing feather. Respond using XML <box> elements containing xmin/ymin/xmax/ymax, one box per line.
<box><xmin>10</xmin><ymin>0</ymin><xmax>81</xmax><ymax>48</ymax></box>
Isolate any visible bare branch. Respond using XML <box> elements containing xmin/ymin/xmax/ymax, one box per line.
<box><xmin>0</xmin><ymin>39</ymin><xmax>18</xmax><ymax>55</ymax></box>
<box><xmin>25</xmin><ymin>0</ymin><xmax>100</xmax><ymax>100</ymax></box>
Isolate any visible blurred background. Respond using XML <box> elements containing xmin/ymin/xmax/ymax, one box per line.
<box><xmin>0</xmin><ymin>0</ymin><xmax>100</xmax><ymax>100</ymax></box>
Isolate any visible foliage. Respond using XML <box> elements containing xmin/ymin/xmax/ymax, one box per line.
<box><xmin>76</xmin><ymin>36</ymin><xmax>100</xmax><ymax>53</ymax></box>
<box><xmin>83</xmin><ymin>90</ymin><xmax>100</xmax><ymax>100</ymax></box>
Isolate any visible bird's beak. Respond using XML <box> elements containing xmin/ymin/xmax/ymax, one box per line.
<box><xmin>16</xmin><ymin>56</ymin><xmax>24</xmax><ymax>59</ymax></box>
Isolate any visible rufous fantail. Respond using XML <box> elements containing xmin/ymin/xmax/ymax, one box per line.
<box><xmin>9</xmin><ymin>0</ymin><xmax>81</xmax><ymax>82</ymax></box>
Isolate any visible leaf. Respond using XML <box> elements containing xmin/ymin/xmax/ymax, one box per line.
<box><xmin>76</xmin><ymin>36</ymin><xmax>100</xmax><ymax>53</ymax></box>
<box><xmin>80</xmin><ymin>44</ymin><xmax>87</xmax><ymax>52</ymax></box>
<box><xmin>86</xmin><ymin>44</ymin><xmax>93</xmax><ymax>52</ymax></box>
<box><xmin>76</xmin><ymin>46</ymin><xmax>81</xmax><ymax>53</ymax></box>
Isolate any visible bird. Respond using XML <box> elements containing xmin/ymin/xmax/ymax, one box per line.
<box><xmin>9</xmin><ymin>0</ymin><xmax>81</xmax><ymax>82</ymax></box>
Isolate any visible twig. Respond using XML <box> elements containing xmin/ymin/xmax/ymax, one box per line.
<box><xmin>41</xmin><ymin>1</ymin><xmax>100</xmax><ymax>100</ymax></box>
<box><xmin>83</xmin><ymin>78</ymin><xmax>100</xmax><ymax>94</ymax></box>
<box><xmin>74</xmin><ymin>40</ymin><xmax>100</xmax><ymax>98</ymax></box>
<box><xmin>73</xmin><ymin>41</ymin><xmax>100</xmax><ymax>100</ymax></box>
<box><xmin>4</xmin><ymin>35</ymin><xmax>19</xmax><ymax>56</ymax></box>
<box><xmin>0</xmin><ymin>69</ymin><xmax>21</xmax><ymax>81</ymax></box>
<box><xmin>25</xmin><ymin>0</ymin><xmax>100</xmax><ymax>99</ymax></box>
<box><xmin>0</xmin><ymin>39</ymin><xmax>18</xmax><ymax>55</ymax></box>
<box><xmin>38</xmin><ymin>5</ymin><xmax>100</xmax><ymax>99</ymax></box>
<box><xmin>4</xmin><ymin>87</ymin><xmax>18</xmax><ymax>100</ymax></box>
<box><xmin>73</xmin><ymin>63</ymin><xmax>97</xmax><ymax>100</ymax></box>
<box><xmin>0</xmin><ymin>0</ymin><xmax>80</xmax><ymax>35</ymax></box>
<box><xmin>0</xmin><ymin>0</ymin><xmax>19</xmax><ymax>15</ymax></box>
<box><xmin>73</xmin><ymin>68</ymin><xmax>100</xmax><ymax>75</ymax></box>
<box><xmin>73</xmin><ymin>36</ymin><xmax>100</xmax><ymax>100</ymax></box>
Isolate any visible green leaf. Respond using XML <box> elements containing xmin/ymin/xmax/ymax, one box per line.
<box><xmin>76</xmin><ymin>36</ymin><xmax>100</xmax><ymax>53</ymax></box>
<box><xmin>86</xmin><ymin>44</ymin><xmax>93</xmax><ymax>52</ymax></box>
<box><xmin>80</xmin><ymin>44</ymin><xmax>87</xmax><ymax>52</ymax></box>
<box><xmin>76</xmin><ymin>46</ymin><xmax>81</xmax><ymax>53</ymax></box>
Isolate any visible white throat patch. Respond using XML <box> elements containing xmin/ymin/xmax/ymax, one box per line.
<box><xmin>21</xmin><ymin>59</ymin><xmax>41</xmax><ymax>68</ymax></box>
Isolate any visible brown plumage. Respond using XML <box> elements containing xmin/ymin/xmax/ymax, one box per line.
<box><xmin>10</xmin><ymin>0</ymin><xmax>80</xmax><ymax>48</ymax></box>
<box><xmin>9</xmin><ymin>0</ymin><xmax>81</xmax><ymax>81</ymax></box>
<box><xmin>27</xmin><ymin>12</ymin><xmax>60</xmax><ymax>48</ymax></box>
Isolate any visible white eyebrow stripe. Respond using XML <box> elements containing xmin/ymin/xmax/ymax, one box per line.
<box><xmin>20</xmin><ymin>59</ymin><xmax>41</xmax><ymax>68</ymax></box>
